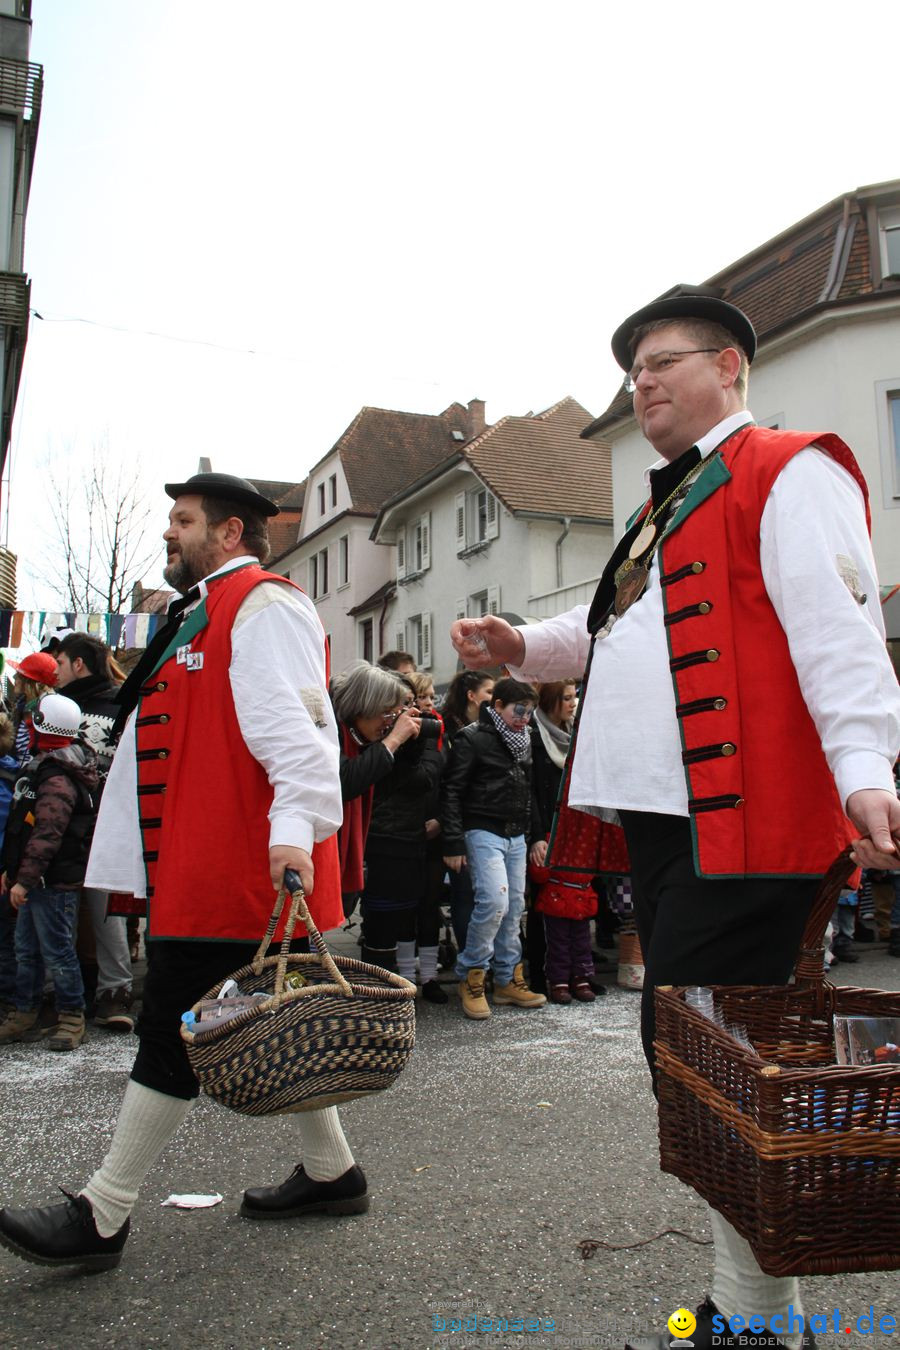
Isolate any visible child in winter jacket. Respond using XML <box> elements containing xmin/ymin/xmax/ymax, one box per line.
<box><xmin>0</xmin><ymin>693</ymin><xmax>98</xmax><ymax>1051</ymax></box>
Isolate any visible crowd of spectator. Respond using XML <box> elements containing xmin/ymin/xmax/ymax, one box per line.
<box><xmin>1</xmin><ymin>639</ymin><xmax>897</xmax><ymax>1051</ymax></box>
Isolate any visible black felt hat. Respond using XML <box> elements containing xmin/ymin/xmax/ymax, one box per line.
<box><xmin>164</xmin><ymin>472</ymin><xmax>280</xmax><ymax>517</ymax></box>
<box><xmin>611</xmin><ymin>284</ymin><xmax>757</xmax><ymax>372</ymax></box>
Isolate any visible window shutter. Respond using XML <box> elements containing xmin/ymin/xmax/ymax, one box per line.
<box><xmin>486</xmin><ymin>493</ymin><xmax>499</xmax><ymax>540</ymax></box>
<box><xmin>421</xmin><ymin>611</ymin><xmax>432</xmax><ymax>669</ymax></box>
<box><xmin>309</xmin><ymin>557</ymin><xmax>318</xmax><ymax>597</ymax></box>
<box><xmin>455</xmin><ymin>493</ymin><xmax>466</xmax><ymax>551</ymax></box>
<box><xmin>455</xmin><ymin>597</ymin><xmax>467</xmax><ymax>621</ymax></box>
<box><xmin>396</xmin><ymin>530</ymin><xmax>406</xmax><ymax>579</ymax></box>
<box><xmin>487</xmin><ymin>584</ymin><xmax>501</xmax><ymax>615</ymax></box>
<box><xmin>395</xmin><ymin>625</ymin><xmax>406</xmax><ymax>652</ymax></box>
<box><xmin>421</xmin><ymin>511</ymin><xmax>431</xmax><ymax>570</ymax></box>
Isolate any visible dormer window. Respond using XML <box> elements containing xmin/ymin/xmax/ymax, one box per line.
<box><xmin>880</xmin><ymin>207</ymin><xmax>900</xmax><ymax>280</ymax></box>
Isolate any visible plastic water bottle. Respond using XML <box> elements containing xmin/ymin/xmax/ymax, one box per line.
<box><xmin>181</xmin><ymin>1011</ymin><xmax>197</xmax><ymax>1032</ymax></box>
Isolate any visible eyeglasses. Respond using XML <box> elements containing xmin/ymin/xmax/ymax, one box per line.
<box><xmin>623</xmin><ymin>349</ymin><xmax>721</xmax><ymax>394</ymax></box>
<box><xmin>510</xmin><ymin>703</ymin><xmax>534</xmax><ymax>719</ymax></box>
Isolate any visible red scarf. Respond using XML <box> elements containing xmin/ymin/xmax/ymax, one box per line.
<box><xmin>338</xmin><ymin>722</ymin><xmax>375</xmax><ymax>894</ymax></box>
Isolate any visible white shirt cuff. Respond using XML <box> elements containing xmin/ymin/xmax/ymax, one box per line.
<box><xmin>268</xmin><ymin>816</ymin><xmax>316</xmax><ymax>854</ymax></box>
<box><xmin>833</xmin><ymin>751</ymin><xmax>899</xmax><ymax>812</ymax></box>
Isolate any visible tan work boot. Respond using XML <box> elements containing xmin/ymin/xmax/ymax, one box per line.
<box><xmin>459</xmin><ymin>968</ymin><xmax>491</xmax><ymax>1020</ymax></box>
<box><xmin>0</xmin><ymin>1008</ymin><xmax>40</xmax><ymax>1043</ymax></box>
<box><xmin>493</xmin><ymin>963</ymin><xmax>547</xmax><ymax>1008</ymax></box>
<box><xmin>47</xmin><ymin>1010</ymin><xmax>86</xmax><ymax>1052</ymax></box>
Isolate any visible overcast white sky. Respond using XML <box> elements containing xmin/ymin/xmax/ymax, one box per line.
<box><xmin>5</xmin><ymin>0</ymin><xmax>900</xmax><ymax>605</ymax></box>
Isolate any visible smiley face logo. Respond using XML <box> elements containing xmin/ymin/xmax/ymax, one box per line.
<box><xmin>667</xmin><ymin>1307</ymin><xmax>697</xmax><ymax>1340</ymax></box>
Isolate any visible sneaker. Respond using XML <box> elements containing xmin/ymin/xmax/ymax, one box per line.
<box><xmin>240</xmin><ymin>1164</ymin><xmax>369</xmax><ymax>1220</ymax></box>
<box><xmin>0</xmin><ymin>1008</ymin><xmax>40</xmax><ymax>1043</ymax></box>
<box><xmin>458</xmin><ymin>968</ymin><xmax>491</xmax><ymax>1020</ymax></box>
<box><xmin>94</xmin><ymin>986</ymin><xmax>135</xmax><ymax>1032</ymax></box>
<box><xmin>420</xmin><ymin>979</ymin><xmax>448</xmax><ymax>1004</ymax></box>
<box><xmin>549</xmin><ymin>984</ymin><xmax>572</xmax><ymax>1005</ymax></box>
<box><xmin>493</xmin><ymin>963</ymin><xmax>547</xmax><ymax>1008</ymax></box>
<box><xmin>570</xmin><ymin>979</ymin><xmax>596</xmax><ymax>1003</ymax></box>
<box><xmin>0</xmin><ymin>1189</ymin><xmax>129</xmax><ymax>1270</ymax></box>
<box><xmin>47</xmin><ymin>1011</ymin><xmax>86</xmax><ymax>1052</ymax></box>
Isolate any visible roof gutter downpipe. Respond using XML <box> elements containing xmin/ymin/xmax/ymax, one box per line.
<box><xmin>555</xmin><ymin>516</ymin><xmax>572</xmax><ymax>589</ymax></box>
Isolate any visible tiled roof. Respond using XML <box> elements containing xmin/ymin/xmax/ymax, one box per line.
<box><xmin>329</xmin><ymin>401</ymin><xmax>485</xmax><ymax>514</ymax></box>
<box><xmin>585</xmin><ymin>180</ymin><xmax>900</xmax><ymax>437</ymax></box>
<box><xmin>348</xmin><ymin>579</ymin><xmax>397</xmax><ymax>617</ymax></box>
<box><xmin>267</xmin><ymin>515</ymin><xmax>302</xmax><ymax>561</ymax></box>
<box><xmin>248</xmin><ymin>478</ymin><xmax>306</xmax><ymax>511</ymax></box>
<box><xmin>465</xmin><ymin>397</ymin><xmax>611</xmax><ymax>520</ymax></box>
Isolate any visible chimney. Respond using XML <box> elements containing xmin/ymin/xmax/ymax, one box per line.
<box><xmin>467</xmin><ymin>399</ymin><xmax>486</xmax><ymax>437</ymax></box>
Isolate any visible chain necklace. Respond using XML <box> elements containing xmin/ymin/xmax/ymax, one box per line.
<box><xmin>613</xmin><ymin>453</ymin><xmax>715</xmax><ymax>615</ymax></box>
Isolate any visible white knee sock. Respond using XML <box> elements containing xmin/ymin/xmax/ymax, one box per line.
<box><xmin>297</xmin><ymin>1106</ymin><xmax>355</xmax><ymax>1181</ymax></box>
<box><xmin>395</xmin><ymin>940</ymin><xmax>417</xmax><ymax>983</ymax></box>
<box><xmin>418</xmin><ymin>945</ymin><xmax>439</xmax><ymax>983</ymax></box>
<box><xmin>710</xmin><ymin>1209</ymin><xmax>805</xmax><ymax>1349</ymax></box>
<box><xmin>81</xmin><ymin>1080</ymin><xmax>193</xmax><ymax>1236</ymax></box>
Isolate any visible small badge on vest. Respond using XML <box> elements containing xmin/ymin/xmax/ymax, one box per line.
<box><xmin>176</xmin><ymin>644</ymin><xmax>191</xmax><ymax>664</ymax></box>
<box><xmin>186</xmin><ymin>652</ymin><xmax>205</xmax><ymax>671</ymax></box>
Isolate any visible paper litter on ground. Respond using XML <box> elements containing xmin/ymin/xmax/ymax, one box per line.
<box><xmin>161</xmin><ymin>1193</ymin><xmax>224</xmax><ymax>1209</ymax></box>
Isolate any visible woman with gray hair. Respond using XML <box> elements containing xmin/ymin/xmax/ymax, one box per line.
<box><xmin>331</xmin><ymin>661</ymin><xmax>421</xmax><ymax>931</ymax></box>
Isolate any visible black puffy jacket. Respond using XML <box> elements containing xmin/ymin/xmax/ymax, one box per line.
<box><xmin>440</xmin><ymin>705</ymin><xmax>532</xmax><ymax>854</ymax></box>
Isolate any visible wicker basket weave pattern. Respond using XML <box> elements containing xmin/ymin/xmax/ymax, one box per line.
<box><xmin>655</xmin><ymin>851</ymin><xmax>900</xmax><ymax>1277</ymax></box>
<box><xmin>181</xmin><ymin>876</ymin><xmax>416</xmax><ymax>1116</ymax></box>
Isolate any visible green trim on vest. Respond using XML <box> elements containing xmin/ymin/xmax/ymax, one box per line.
<box><xmin>666</xmin><ymin>452</ymin><xmax>732</xmax><ymax>537</ymax></box>
<box><xmin>151</xmin><ymin>598</ymin><xmax>210</xmax><ymax>676</ymax></box>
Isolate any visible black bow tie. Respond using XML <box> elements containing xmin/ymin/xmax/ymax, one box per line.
<box><xmin>113</xmin><ymin>586</ymin><xmax>201</xmax><ymax>733</ymax></box>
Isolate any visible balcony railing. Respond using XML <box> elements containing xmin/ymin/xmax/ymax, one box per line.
<box><xmin>0</xmin><ymin>58</ymin><xmax>42</xmax><ymax>121</ymax></box>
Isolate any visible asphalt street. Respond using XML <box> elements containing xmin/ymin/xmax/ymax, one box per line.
<box><xmin>0</xmin><ymin>933</ymin><xmax>897</xmax><ymax>1350</ymax></box>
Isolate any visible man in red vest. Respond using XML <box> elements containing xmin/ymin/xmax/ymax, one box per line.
<box><xmin>0</xmin><ymin>472</ymin><xmax>369</xmax><ymax>1273</ymax></box>
<box><xmin>450</xmin><ymin>289</ymin><xmax>900</xmax><ymax>1349</ymax></box>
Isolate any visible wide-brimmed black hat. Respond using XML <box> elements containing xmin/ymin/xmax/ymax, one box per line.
<box><xmin>611</xmin><ymin>284</ymin><xmax>757</xmax><ymax>372</ymax></box>
<box><xmin>164</xmin><ymin>472</ymin><xmax>280</xmax><ymax>517</ymax></box>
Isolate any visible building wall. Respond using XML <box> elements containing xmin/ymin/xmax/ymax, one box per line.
<box><xmin>375</xmin><ymin>467</ymin><xmax>614</xmax><ymax>684</ymax></box>
<box><xmin>604</xmin><ymin>308</ymin><xmax>900</xmax><ymax>587</ymax></box>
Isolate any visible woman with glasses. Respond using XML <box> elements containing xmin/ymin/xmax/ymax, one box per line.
<box><xmin>441</xmin><ymin>677</ymin><xmax>546</xmax><ymax>1019</ymax></box>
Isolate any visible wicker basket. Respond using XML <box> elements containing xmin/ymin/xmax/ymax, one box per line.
<box><xmin>181</xmin><ymin>872</ymin><xmax>416</xmax><ymax>1116</ymax></box>
<box><xmin>655</xmin><ymin>850</ymin><xmax>900</xmax><ymax>1276</ymax></box>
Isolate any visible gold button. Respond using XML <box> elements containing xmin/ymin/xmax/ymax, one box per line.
<box><xmin>714</xmin><ymin>698</ymin><xmax>727</xmax><ymax>711</ymax></box>
<box><xmin>691</xmin><ymin>561</ymin><xmax>705</xmax><ymax>573</ymax></box>
<box><xmin>158</xmin><ymin>750</ymin><xmax>169</xmax><ymax>759</ymax></box>
<box><xmin>698</xmin><ymin>601</ymin><xmax>711</xmax><ymax>614</ymax></box>
<box><xmin>160</xmin><ymin>714</ymin><xmax>170</xmax><ymax>724</ymax></box>
<box><xmin>706</xmin><ymin>649</ymin><xmax>719</xmax><ymax>662</ymax></box>
<box><xmin>156</xmin><ymin>681</ymin><xmax>167</xmax><ymax>691</ymax></box>
<box><xmin>721</xmin><ymin>743</ymin><xmax>736</xmax><ymax>756</ymax></box>
<box><xmin>734</xmin><ymin>797</ymin><xmax>744</xmax><ymax>808</ymax></box>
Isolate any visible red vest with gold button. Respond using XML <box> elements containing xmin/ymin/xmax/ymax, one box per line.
<box><xmin>134</xmin><ymin>564</ymin><xmax>343</xmax><ymax>939</ymax></box>
<box><xmin>655</xmin><ymin>423</ymin><xmax>870</xmax><ymax>878</ymax></box>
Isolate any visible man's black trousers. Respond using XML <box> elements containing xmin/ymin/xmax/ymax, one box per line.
<box><xmin>618</xmin><ymin>812</ymin><xmax>819</xmax><ymax>1087</ymax></box>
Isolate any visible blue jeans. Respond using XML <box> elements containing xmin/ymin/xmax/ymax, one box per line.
<box><xmin>447</xmin><ymin>864</ymin><xmax>475</xmax><ymax>952</ymax></box>
<box><xmin>14</xmin><ymin>886</ymin><xmax>84</xmax><ymax>1013</ymax></box>
<box><xmin>455</xmin><ymin>830</ymin><xmax>526</xmax><ymax>986</ymax></box>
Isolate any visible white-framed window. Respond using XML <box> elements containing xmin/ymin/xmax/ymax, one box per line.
<box><xmin>338</xmin><ymin>534</ymin><xmax>349</xmax><ymax>587</ymax></box>
<box><xmin>464</xmin><ymin>585</ymin><xmax>501</xmax><ymax>619</ymax></box>
<box><xmin>317</xmin><ymin>482</ymin><xmax>326</xmax><ymax>515</ymax></box>
<box><xmin>309</xmin><ymin>546</ymin><xmax>329</xmax><ymax>599</ymax></box>
<box><xmin>396</xmin><ymin>512</ymin><xmax>431</xmax><ymax>580</ymax></box>
<box><xmin>879</xmin><ymin>207</ymin><xmax>900</xmax><ymax>280</ymax></box>
<box><xmin>329</xmin><ymin>473</ymin><xmax>337</xmax><ymax>507</ymax></box>
<box><xmin>455</xmin><ymin>486</ymin><xmax>499</xmax><ymax>553</ymax></box>
<box><xmin>875</xmin><ymin>380</ymin><xmax>900</xmax><ymax>507</ymax></box>
<box><xmin>405</xmin><ymin>612</ymin><xmax>433</xmax><ymax>670</ymax></box>
<box><xmin>357</xmin><ymin>617</ymin><xmax>373</xmax><ymax>663</ymax></box>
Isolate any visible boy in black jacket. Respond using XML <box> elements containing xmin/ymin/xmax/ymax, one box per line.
<box><xmin>441</xmin><ymin>677</ymin><xmax>546</xmax><ymax>1019</ymax></box>
<box><xmin>0</xmin><ymin>693</ymin><xmax>98</xmax><ymax>1051</ymax></box>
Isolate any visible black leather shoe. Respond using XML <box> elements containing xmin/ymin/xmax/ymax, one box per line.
<box><xmin>0</xmin><ymin>1189</ymin><xmax>129</xmax><ymax>1270</ymax></box>
<box><xmin>421</xmin><ymin>979</ymin><xmax>449</xmax><ymax>1004</ymax></box>
<box><xmin>625</xmin><ymin>1297</ymin><xmax>817</xmax><ymax>1348</ymax></box>
<box><xmin>240</xmin><ymin>1163</ymin><xmax>369</xmax><ymax>1220</ymax></box>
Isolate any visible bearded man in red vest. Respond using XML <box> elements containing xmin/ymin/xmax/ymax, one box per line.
<box><xmin>0</xmin><ymin>472</ymin><xmax>370</xmax><ymax>1273</ymax></box>
<box><xmin>450</xmin><ymin>290</ymin><xmax>900</xmax><ymax>1350</ymax></box>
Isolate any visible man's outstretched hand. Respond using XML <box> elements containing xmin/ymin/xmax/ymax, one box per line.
<box><xmin>449</xmin><ymin>617</ymin><xmax>526</xmax><ymax>670</ymax></box>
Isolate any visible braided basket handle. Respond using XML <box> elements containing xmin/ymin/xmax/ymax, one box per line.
<box><xmin>792</xmin><ymin>847</ymin><xmax>858</xmax><ymax>997</ymax></box>
<box><xmin>251</xmin><ymin>868</ymin><xmax>353</xmax><ymax>998</ymax></box>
